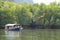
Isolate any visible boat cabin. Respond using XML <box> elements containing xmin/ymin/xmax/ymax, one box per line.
<box><xmin>5</xmin><ymin>24</ymin><xmax>22</xmax><ymax>31</ymax></box>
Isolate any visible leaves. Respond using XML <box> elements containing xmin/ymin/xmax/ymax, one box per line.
<box><xmin>0</xmin><ymin>1</ymin><xmax>60</xmax><ymax>26</ymax></box>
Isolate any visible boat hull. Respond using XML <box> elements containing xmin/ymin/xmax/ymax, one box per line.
<box><xmin>6</xmin><ymin>28</ymin><xmax>20</xmax><ymax>31</ymax></box>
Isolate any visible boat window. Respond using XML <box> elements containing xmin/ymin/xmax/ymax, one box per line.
<box><xmin>7</xmin><ymin>26</ymin><xmax>9</xmax><ymax>29</ymax></box>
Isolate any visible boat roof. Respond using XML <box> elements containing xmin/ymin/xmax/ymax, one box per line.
<box><xmin>5</xmin><ymin>24</ymin><xmax>17</xmax><ymax>27</ymax></box>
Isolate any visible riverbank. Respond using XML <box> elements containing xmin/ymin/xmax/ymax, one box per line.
<box><xmin>0</xmin><ymin>25</ymin><xmax>60</xmax><ymax>29</ymax></box>
<box><xmin>0</xmin><ymin>26</ymin><xmax>5</xmax><ymax>29</ymax></box>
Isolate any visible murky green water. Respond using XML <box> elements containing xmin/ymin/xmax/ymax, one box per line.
<box><xmin>0</xmin><ymin>29</ymin><xmax>60</xmax><ymax>40</ymax></box>
<box><xmin>0</xmin><ymin>30</ymin><xmax>20</xmax><ymax>40</ymax></box>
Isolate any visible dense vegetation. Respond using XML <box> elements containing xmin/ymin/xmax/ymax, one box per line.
<box><xmin>0</xmin><ymin>1</ymin><xmax>60</xmax><ymax>28</ymax></box>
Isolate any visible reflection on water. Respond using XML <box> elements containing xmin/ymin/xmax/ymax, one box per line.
<box><xmin>0</xmin><ymin>30</ymin><xmax>20</xmax><ymax>40</ymax></box>
<box><xmin>5</xmin><ymin>31</ymin><xmax>19</xmax><ymax>37</ymax></box>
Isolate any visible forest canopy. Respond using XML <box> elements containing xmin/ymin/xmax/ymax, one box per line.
<box><xmin>0</xmin><ymin>1</ymin><xmax>60</xmax><ymax>28</ymax></box>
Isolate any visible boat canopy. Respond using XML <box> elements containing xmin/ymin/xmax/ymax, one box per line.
<box><xmin>5</xmin><ymin>24</ymin><xmax>17</xmax><ymax>27</ymax></box>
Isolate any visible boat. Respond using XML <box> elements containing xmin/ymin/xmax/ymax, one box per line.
<box><xmin>5</xmin><ymin>24</ymin><xmax>23</xmax><ymax>31</ymax></box>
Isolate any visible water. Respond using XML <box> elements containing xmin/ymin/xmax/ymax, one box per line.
<box><xmin>0</xmin><ymin>29</ymin><xmax>60</xmax><ymax>40</ymax></box>
<box><xmin>0</xmin><ymin>30</ymin><xmax>21</xmax><ymax>40</ymax></box>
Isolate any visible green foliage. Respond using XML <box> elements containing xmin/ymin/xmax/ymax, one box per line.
<box><xmin>0</xmin><ymin>1</ymin><xmax>60</xmax><ymax>28</ymax></box>
<box><xmin>0</xmin><ymin>1</ymin><xmax>17</xmax><ymax>24</ymax></box>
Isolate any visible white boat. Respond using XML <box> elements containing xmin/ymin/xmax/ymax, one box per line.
<box><xmin>5</xmin><ymin>24</ymin><xmax>23</xmax><ymax>31</ymax></box>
